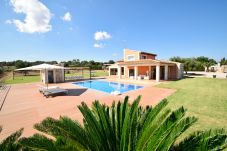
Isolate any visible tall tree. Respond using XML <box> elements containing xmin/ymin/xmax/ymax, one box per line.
<box><xmin>170</xmin><ymin>56</ymin><xmax>217</xmax><ymax>72</ymax></box>
<box><xmin>220</xmin><ymin>58</ymin><xmax>227</xmax><ymax>65</ymax></box>
<box><xmin>196</xmin><ymin>56</ymin><xmax>216</xmax><ymax>71</ymax></box>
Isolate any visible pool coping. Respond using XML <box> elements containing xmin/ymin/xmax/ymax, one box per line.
<box><xmin>72</xmin><ymin>79</ymin><xmax>145</xmax><ymax>95</ymax></box>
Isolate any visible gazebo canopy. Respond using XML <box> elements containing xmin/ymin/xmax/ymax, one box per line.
<box><xmin>15</xmin><ymin>63</ymin><xmax>65</xmax><ymax>71</ymax></box>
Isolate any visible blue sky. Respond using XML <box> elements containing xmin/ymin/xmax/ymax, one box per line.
<box><xmin>0</xmin><ymin>0</ymin><xmax>227</xmax><ymax>62</ymax></box>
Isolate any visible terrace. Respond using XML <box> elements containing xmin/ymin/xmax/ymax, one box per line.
<box><xmin>0</xmin><ymin>79</ymin><xmax>175</xmax><ymax>140</ymax></box>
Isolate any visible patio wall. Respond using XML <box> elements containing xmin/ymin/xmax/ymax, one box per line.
<box><xmin>138</xmin><ymin>66</ymin><xmax>149</xmax><ymax>75</ymax></box>
<box><xmin>168</xmin><ymin>65</ymin><xmax>177</xmax><ymax>80</ymax></box>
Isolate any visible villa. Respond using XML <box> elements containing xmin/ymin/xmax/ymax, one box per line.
<box><xmin>109</xmin><ymin>49</ymin><xmax>184</xmax><ymax>82</ymax></box>
<box><xmin>0</xmin><ymin>49</ymin><xmax>185</xmax><ymax>140</ymax></box>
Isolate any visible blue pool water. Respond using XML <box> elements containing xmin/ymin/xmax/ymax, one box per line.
<box><xmin>72</xmin><ymin>80</ymin><xmax>144</xmax><ymax>94</ymax></box>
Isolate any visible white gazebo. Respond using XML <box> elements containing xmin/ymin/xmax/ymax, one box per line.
<box><xmin>15</xmin><ymin>63</ymin><xmax>65</xmax><ymax>84</ymax></box>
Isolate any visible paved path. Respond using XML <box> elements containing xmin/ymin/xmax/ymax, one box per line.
<box><xmin>187</xmin><ymin>71</ymin><xmax>227</xmax><ymax>79</ymax></box>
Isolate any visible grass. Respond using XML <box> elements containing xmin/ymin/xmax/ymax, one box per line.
<box><xmin>65</xmin><ymin>70</ymin><xmax>108</xmax><ymax>78</ymax></box>
<box><xmin>4</xmin><ymin>70</ymin><xmax>108</xmax><ymax>84</ymax></box>
<box><xmin>157</xmin><ymin>77</ymin><xmax>227</xmax><ymax>138</ymax></box>
<box><xmin>4</xmin><ymin>75</ymin><xmax>40</xmax><ymax>84</ymax></box>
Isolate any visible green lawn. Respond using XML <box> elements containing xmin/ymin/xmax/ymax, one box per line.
<box><xmin>4</xmin><ymin>75</ymin><xmax>40</xmax><ymax>84</ymax></box>
<box><xmin>65</xmin><ymin>70</ymin><xmax>108</xmax><ymax>78</ymax></box>
<box><xmin>4</xmin><ymin>70</ymin><xmax>108</xmax><ymax>84</ymax></box>
<box><xmin>157</xmin><ymin>77</ymin><xmax>227</xmax><ymax>138</ymax></box>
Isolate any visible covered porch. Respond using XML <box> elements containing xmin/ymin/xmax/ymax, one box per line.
<box><xmin>109</xmin><ymin>61</ymin><xmax>182</xmax><ymax>82</ymax></box>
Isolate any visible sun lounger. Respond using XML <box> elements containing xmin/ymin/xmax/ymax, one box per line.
<box><xmin>130</xmin><ymin>76</ymin><xmax>134</xmax><ymax>79</ymax></box>
<box><xmin>43</xmin><ymin>88</ymin><xmax>68</xmax><ymax>98</ymax></box>
<box><xmin>38</xmin><ymin>85</ymin><xmax>59</xmax><ymax>93</ymax></box>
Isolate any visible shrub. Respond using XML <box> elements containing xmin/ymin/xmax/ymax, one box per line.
<box><xmin>19</xmin><ymin>96</ymin><xmax>227</xmax><ymax>151</ymax></box>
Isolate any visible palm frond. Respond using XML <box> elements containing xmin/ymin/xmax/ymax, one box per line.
<box><xmin>172</xmin><ymin>129</ymin><xmax>227</xmax><ymax>151</ymax></box>
<box><xmin>0</xmin><ymin>128</ymin><xmax>23</xmax><ymax>151</ymax></box>
<box><xmin>19</xmin><ymin>134</ymin><xmax>58</xmax><ymax>151</ymax></box>
<box><xmin>34</xmin><ymin>116</ymin><xmax>89</xmax><ymax>150</ymax></box>
<box><xmin>16</xmin><ymin>96</ymin><xmax>227</xmax><ymax>151</ymax></box>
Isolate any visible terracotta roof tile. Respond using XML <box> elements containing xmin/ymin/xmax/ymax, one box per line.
<box><xmin>118</xmin><ymin>59</ymin><xmax>177</xmax><ymax>66</ymax></box>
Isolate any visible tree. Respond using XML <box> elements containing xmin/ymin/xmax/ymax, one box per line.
<box><xmin>183</xmin><ymin>59</ymin><xmax>191</xmax><ymax>74</ymax></box>
<box><xmin>0</xmin><ymin>126</ymin><xmax>23</xmax><ymax>151</ymax></box>
<box><xmin>196</xmin><ymin>56</ymin><xmax>216</xmax><ymax>72</ymax></box>
<box><xmin>14</xmin><ymin>60</ymin><xmax>27</xmax><ymax>69</ymax></box>
<box><xmin>170</xmin><ymin>57</ymin><xmax>191</xmax><ymax>74</ymax></box>
<box><xmin>19</xmin><ymin>96</ymin><xmax>227</xmax><ymax>151</ymax></box>
<box><xmin>170</xmin><ymin>56</ymin><xmax>217</xmax><ymax>72</ymax></box>
<box><xmin>170</xmin><ymin>56</ymin><xmax>183</xmax><ymax>63</ymax></box>
<box><xmin>220</xmin><ymin>58</ymin><xmax>227</xmax><ymax>65</ymax></box>
<box><xmin>108</xmin><ymin>60</ymin><xmax>115</xmax><ymax>64</ymax></box>
<box><xmin>0</xmin><ymin>67</ymin><xmax>3</xmax><ymax>75</ymax></box>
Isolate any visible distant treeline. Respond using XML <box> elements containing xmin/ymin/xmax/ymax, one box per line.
<box><xmin>170</xmin><ymin>56</ymin><xmax>227</xmax><ymax>72</ymax></box>
<box><xmin>0</xmin><ymin>59</ymin><xmax>115</xmax><ymax>73</ymax></box>
<box><xmin>61</xmin><ymin>59</ymin><xmax>115</xmax><ymax>70</ymax></box>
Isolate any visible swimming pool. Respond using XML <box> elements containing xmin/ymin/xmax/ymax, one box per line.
<box><xmin>72</xmin><ymin>80</ymin><xmax>144</xmax><ymax>94</ymax></box>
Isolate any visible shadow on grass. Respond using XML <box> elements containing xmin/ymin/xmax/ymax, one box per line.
<box><xmin>183</xmin><ymin>76</ymin><xmax>195</xmax><ymax>79</ymax></box>
<box><xmin>186</xmin><ymin>73</ymin><xmax>205</xmax><ymax>76</ymax></box>
<box><xmin>183</xmin><ymin>73</ymin><xmax>206</xmax><ymax>79</ymax></box>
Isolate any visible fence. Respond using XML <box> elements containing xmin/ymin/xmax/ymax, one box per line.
<box><xmin>0</xmin><ymin>82</ymin><xmax>10</xmax><ymax>111</ymax></box>
<box><xmin>64</xmin><ymin>67</ymin><xmax>92</xmax><ymax>82</ymax></box>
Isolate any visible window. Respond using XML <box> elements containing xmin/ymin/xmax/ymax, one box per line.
<box><xmin>127</xmin><ymin>55</ymin><xmax>135</xmax><ymax>61</ymax></box>
<box><xmin>121</xmin><ymin>67</ymin><xmax>124</xmax><ymax>75</ymax></box>
<box><xmin>110</xmin><ymin>68</ymin><xmax>117</xmax><ymax>75</ymax></box>
<box><xmin>141</xmin><ymin>55</ymin><xmax>147</xmax><ymax>59</ymax></box>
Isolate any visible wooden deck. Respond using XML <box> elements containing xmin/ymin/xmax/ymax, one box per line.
<box><xmin>0</xmin><ymin>79</ymin><xmax>175</xmax><ymax>140</ymax></box>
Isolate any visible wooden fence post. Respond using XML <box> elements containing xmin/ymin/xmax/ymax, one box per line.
<box><xmin>89</xmin><ymin>67</ymin><xmax>91</xmax><ymax>80</ymax></box>
<box><xmin>12</xmin><ymin>71</ymin><xmax>14</xmax><ymax>80</ymax></box>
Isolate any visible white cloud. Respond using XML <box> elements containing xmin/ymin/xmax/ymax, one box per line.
<box><xmin>5</xmin><ymin>20</ymin><xmax>12</xmax><ymax>24</ymax></box>
<box><xmin>8</xmin><ymin>0</ymin><xmax>52</xmax><ymax>34</ymax></box>
<box><xmin>94</xmin><ymin>31</ymin><xmax>111</xmax><ymax>41</ymax></box>
<box><xmin>93</xmin><ymin>43</ymin><xmax>104</xmax><ymax>48</ymax></box>
<box><xmin>62</xmin><ymin>12</ymin><xmax>72</xmax><ymax>21</ymax></box>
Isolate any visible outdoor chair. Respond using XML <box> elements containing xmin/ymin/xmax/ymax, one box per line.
<box><xmin>144</xmin><ymin>76</ymin><xmax>150</xmax><ymax>80</ymax></box>
<box><xmin>129</xmin><ymin>76</ymin><xmax>134</xmax><ymax>79</ymax></box>
<box><xmin>37</xmin><ymin>85</ymin><xmax>59</xmax><ymax>93</ymax></box>
<box><xmin>42</xmin><ymin>88</ymin><xmax>68</xmax><ymax>98</ymax></box>
<box><xmin>137</xmin><ymin>75</ymin><xmax>144</xmax><ymax>80</ymax></box>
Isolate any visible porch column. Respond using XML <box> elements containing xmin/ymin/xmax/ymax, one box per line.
<box><xmin>128</xmin><ymin>67</ymin><xmax>130</xmax><ymax>78</ymax></box>
<box><xmin>124</xmin><ymin>66</ymin><xmax>127</xmax><ymax>78</ymax></box>
<box><xmin>156</xmin><ymin>64</ymin><xmax>160</xmax><ymax>82</ymax></box>
<box><xmin>118</xmin><ymin>66</ymin><xmax>121</xmax><ymax>79</ymax></box>
<box><xmin>134</xmin><ymin>66</ymin><xmax>138</xmax><ymax>80</ymax></box>
<box><xmin>108</xmin><ymin>67</ymin><xmax>111</xmax><ymax>76</ymax></box>
<box><xmin>148</xmin><ymin>66</ymin><xmax>151</xmax><ymax>79</ymax></box>
<box><xmin>164</xmin><ymin>65</ymin><xmax>168</xmax><ymax>80</ymax></box>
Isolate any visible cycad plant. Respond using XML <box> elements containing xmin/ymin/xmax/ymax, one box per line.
<box><xmin>19</xmin><ymin>96</ymin><xmax>227</xmax><ymax>151</ymax></box>
<box><xmin>0</xmin><ymin>126</ymin><xmax>23</xmax><ymax>151</ymax></box>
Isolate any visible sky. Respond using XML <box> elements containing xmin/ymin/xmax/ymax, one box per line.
<box><xmin>0</xmin><ymin>0</ymin><xmax>227</xmax><ymax>62</ymax></box>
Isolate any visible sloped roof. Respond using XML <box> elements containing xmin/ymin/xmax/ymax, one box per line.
<box><xmin>117</xmin><ymin>59</ymin><xmax>178</xmax><ymax>66</ymax></box>
<box><xmin>140</xmin><ymin>51</ymin><xmax>157</xmax><ymax>56</ymax></box>
<box><xmin>15</xmin><ymin>63</ymin><xmax>65</xmax><ymax>71</ymax></box>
